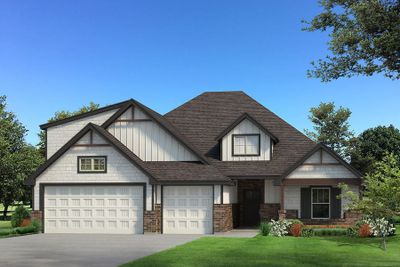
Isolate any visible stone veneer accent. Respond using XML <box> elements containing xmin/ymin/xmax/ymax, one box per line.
<box><xmin>144</xmin><ymin>204</ymin><xmax>161</xmax><ymax>233</ymax></box>
<box><xmin>213</xmin><ymin>204</ymin><xmax>233</xmax><ymax>232</ymax></box>
<box><xmin>259</xmin><ymin>203</ymin><xmax>280</xmax><ymax>222</ymax></box>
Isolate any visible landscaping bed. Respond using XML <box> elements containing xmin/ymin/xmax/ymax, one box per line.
<box><xmin>0</xmin><ymin>206</ymin><xmax>41</xmax><ymax>238</ymax></box>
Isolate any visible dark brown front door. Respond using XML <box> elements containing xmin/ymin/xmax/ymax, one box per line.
<box><xmin>243</xmin><ymin>189</ymin><xmax>261</xmax><ymax>226</ymax></box>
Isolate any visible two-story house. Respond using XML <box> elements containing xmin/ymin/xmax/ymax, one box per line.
<box><xmin>26</xmin><ymin>91</ymin><xmax>362</xmax><ymax>234</ymax></box>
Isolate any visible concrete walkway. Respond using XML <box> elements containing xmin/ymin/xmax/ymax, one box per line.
<box><xmin>0</xmin><ymin>233</ymin><xmax>200</xmax><ymax>267</ymax></box>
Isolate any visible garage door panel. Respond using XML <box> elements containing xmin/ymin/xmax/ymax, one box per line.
<box><xmin>163</xmin><ymin>186</ymin><xmax>213</xmax><ymax>234</ymax></box>
<box><xmin>44</xmin><ymin>185</ymin><xmax>143</xmax><ymax>234</ymax></box>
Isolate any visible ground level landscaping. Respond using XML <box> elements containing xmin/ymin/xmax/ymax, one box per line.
<box><xmin>122</xmin><ymin>226</ymin><xmax>400</xmax><ymax>267</ymax></box>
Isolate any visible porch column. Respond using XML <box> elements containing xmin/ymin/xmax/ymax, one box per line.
<box><xmin>279</xmin><ymin>184</ymin><xmax>286</xmax><ymax>220</ymax></box>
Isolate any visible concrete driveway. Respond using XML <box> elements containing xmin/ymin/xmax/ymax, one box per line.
<box><xmin>0</xmin><ymin>233</ymin><xmax>200</xmax><ymax>267</ymax></box>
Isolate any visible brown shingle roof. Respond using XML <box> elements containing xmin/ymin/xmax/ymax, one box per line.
<box><xmin>164</xmin><ymin>91</ymin><xmax>317</xmax><ymax>178</ymax></box>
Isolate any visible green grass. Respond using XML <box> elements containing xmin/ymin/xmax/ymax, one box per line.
<box><xmin>0</xmin><ymin>221</ymin><xmax>11</xmax><ymax>230</ymax></box>
<box><xmin>121</xmin><ymin>227</ymin><xmax>400</xmax><ymax>267</ymax></box>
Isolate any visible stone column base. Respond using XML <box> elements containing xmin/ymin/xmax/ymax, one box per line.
<box><xmin>259</xmin><ymin>204</ymin><xmax>280</xmax><ymax>221</ymax></box>
<box><xmin>144</xmin><ymin>204</ymin><xmax>161</xmax><ymax>233</ymax></box>
<box><xmin>31</xmin><ymin>210</ymin><xmax>43</xmax><ymax>221</ymax></box>
<box><xmin>278</xmin><ymin>209</ymin><xmax>286</xmax><ymax>220</ymax></box>
<box><xmin>214</xmin><ymin>204</ymin><xmax>233</xmax><ymax>232</ymax></box>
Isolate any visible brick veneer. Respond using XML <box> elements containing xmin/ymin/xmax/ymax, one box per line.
<box><xmin>144</xmin><ymin>204</ymin><xmax>161</xmax><ymax>233</ymax></box>
<box><xmin>31</xmin><ymin>210</ymin><xmax>43</xmax><ymax>221</ymax></box>
<box><xmin>213</xmin><ymin>204</ymin><xmax>233</xmax><ymax>232</ymax></box>
<box><xmin>259</xmin><ymin>203</ymin><xmax>280</xmax><ymax>221</ymax></box>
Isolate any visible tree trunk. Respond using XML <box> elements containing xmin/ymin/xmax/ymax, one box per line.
<box><xmin>2</xmin><ymin>205</ymin><xmax>8</xmax><ymax>220</ymax></box>
<box><xmin>382</xmin><ymin>236</ymin><xmax>387</xmax><ymax>251</ymax></box>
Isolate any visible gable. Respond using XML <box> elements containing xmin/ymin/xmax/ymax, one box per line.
<box><xmin>107</xmin><ymin>106</ymin><xmax>200</xmax><ymax>161</ymax></box>
<box><xmin>221</xmin><ymin>118</ymin><xmax>272</xmax><ymax>161</ymax></box>
<box><xmin>286</xmin><ymin>148</ymin><xmax>357</xmax><ymax>179</ymax></box>
<box><xmin>46</xmin><ymin>109</ymin><xmax>118</xmax><ymax>158</ymax></box>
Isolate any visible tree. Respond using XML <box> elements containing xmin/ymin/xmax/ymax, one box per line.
<box><xmin>0</xmin><ymin>96</ymin><xmax>43</xmax><ymax>219</ymax></box>
<box><xmin>351</xmin><ymin>125</ymin><xmax>400</xmax><ymax>174</ymax></box>
<box><xmin>303</xmin><ymin>0</ymin><xmax>400</xmax><ymax>81</ymax></box>
<box><xmin>305</xmin><ymin>102</ymin><xmax>355</xmax><ymax>158</ymax></box>
<box><xmin>341</xmin><ymin>153</ymin><xmax>400</xmax><ymax>249</ymax></box>
<box><xmin>38</xmin><ymin>102</ymin><xmax>99</xmax><ymax>156</ymax></box>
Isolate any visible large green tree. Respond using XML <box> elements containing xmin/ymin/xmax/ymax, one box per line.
<box><xmin>0</xmin><ymin>96</ymin><xmax>43</xmax><ymax>219</ymax></box>
<box><xmin>351</xmin><ymin>125</ymin><xmax>400</xmax><ymax>174</ymax></box>
<box><xmin>305</xmin><ymin>102</ymin><xmax>355</xmax><ymax>158</ymax></box>
<box><xmin>38</xmin><ymin>102</ymin><xmax>99</xmax><ymax>156</ymax></box>
<box><xmin>304</xmin><ymin>0</ymin><xmax>400</xmax><ymax>81</ymax></box>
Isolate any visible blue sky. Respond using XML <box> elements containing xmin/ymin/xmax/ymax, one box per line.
<box><xmin>1</xmin><ymin>0</ymin><xmax>399</xmax><ymax>145</ymax></box>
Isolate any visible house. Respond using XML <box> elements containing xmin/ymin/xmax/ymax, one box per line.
<box><xmin>26</xmin><ymin>91</ymin><xmax>362</xmax><ymax>234</ymax></box>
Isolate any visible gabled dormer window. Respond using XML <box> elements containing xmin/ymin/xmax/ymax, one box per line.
<box><xmin>232</xmin><ymin>134</ymin><xmax>260</xmax><ymax>156</ymax></box>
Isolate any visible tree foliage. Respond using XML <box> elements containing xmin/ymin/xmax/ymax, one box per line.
<box><xmin>351</xmin><ymin>125</ymin><xmax>400</xmax><ymax>174</ymax></box>
<box><xmin>0</xmin><ymin>96</ymin><xmax>43</xmax><ymax>219</ymax></box>
<box><xmin>304</xmin><ymin>0</ymin><xmax>400</xmax><ymax>81</ymax></box>
<box><xmin>305</xmin><ymin>102</ymin><xmax>355</xmax><ymax>158</ymax></box>
<box><xmin>37</xmin><ymin>102</ymin><xmax>99</xmax><ymax>156</ymax></box>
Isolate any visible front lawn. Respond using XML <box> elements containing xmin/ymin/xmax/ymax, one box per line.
<box><xmin>122</xmin><ymin>227</ymin><xmax>400</xmax><ymax>267</ymax></box>
<box><xmin>0</xmin><ymin>221</ymin><xmax>11</xmax><ymax>230</ymax></box>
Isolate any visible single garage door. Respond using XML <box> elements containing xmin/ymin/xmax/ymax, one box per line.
<box><xmin>44</xmin><ymin>185</ymin><xmax>143</xmax><ymax>234</ymax></box>
<box><xmin>163</xmin><ymin>186</ymin><xmax>213</xmax><ymax>234</ymax></box>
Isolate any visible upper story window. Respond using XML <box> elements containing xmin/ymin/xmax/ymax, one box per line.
<box><xmin>232</xmin><ymin>134</ymin><xmax>260</xmax><ymax>156</ymax></box>
<box><xmin>78</xmin><ymin>156</ymin><xmax>107</xmax><ymax>173</ymax></box>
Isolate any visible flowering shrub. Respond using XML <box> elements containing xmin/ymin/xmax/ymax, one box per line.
<box><xmin>269</xmin><ymin>219</ymin><xmax>292</xmax><ymax>237</ymax></box>
<box><xmin>358</xmin><ymin>224</ymin><xmax>372</xmax><ymax>237</ymax></box>
<box><xmin>363</xmin><ymin>217</ymin><xmax>396</xmax><ymax>237</ymax></box>
<box><xmin>301</xmin><ymin>228</ymin><xmax>314</xmax><ymax>237</ymax></box>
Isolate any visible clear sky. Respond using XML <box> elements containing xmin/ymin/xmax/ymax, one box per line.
<box><xmin>1</xmin><ymin>0</ymin><xmax>399</xmax><ymax>146</ymax></box>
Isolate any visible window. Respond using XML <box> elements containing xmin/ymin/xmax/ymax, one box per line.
<box><xmin>78</xmin><ymin>156</ymin><xmax>107</xmax><ymax>173</ymax></box>
<box><xmin>311</xmin><ymin>188</ymin><xmax>330</xmax><ymax>219</ymax></box>
<box><xmin>232</xmin><ymin>134</ymin><xmax>260</xmax><ymax>156</ymax></box>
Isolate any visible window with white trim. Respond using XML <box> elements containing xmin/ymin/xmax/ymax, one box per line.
<box><xmin>232</xmin><ymin>134</ymin><xmax>260</xmax><ymax>156</ymax></box>
<box><xmin>78</xmin><ymin>156</ymin><xmax>107</xmax><ymax>173</ymax></box>
<box><xmin>311</xmin><ymin>188</ymin><xmax>330</xmax><ymax>219</ymax></box>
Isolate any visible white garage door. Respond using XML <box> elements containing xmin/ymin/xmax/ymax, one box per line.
<box><xmin>163</xmin><ymin>186</ymin><xmax>213</xmax><ymax>234</ymax></box>
<box><xmin>44</xmin><ymin>185</ymin><xmax>143</xmax><ymax>234</ymax></box>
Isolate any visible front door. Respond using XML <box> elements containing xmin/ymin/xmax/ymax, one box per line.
<box><xmin>243</xmin><ymin>189</ymin><xmax>261</xmax><ymax>226</ymax></box>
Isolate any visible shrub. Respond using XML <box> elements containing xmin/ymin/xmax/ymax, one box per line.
<box><xmin>11</xmin><ymin>206</ymin><xmax>30</xmax><ymax>227</ymax></box>
<box><xmin>312</xmin><ymin>228</ymin><xmax>348</xmax><ymax>236</ymax></box>
<box><xmin>358</xmin><ymin>224</ymin><xmax>372</xmax><ymax>237</ymax></box>
<box><xmin>346</xmin><ymin>227</ymin><xmax>358</xmax><ymax>237</ymax></box>
<box><xmin>362</xmin><ymin>217</ymin><xmax>396</xmax><ymax>237</ymax></box>
<box><xmin>301</xmin><ymin>228</ymin><xmax>314</xmax><ymax>237</ymax></box>
<box><xmin>269</xmin><ymin>219</ymin><xmax>292</xmax><ymax>237</ymax></box>
<box><xmin>260</xmin><ymin>222</ymin><xmax>272</xmax><ymax>236</ymax></box>
<box><xmin>31</xmin><ymin>219</ymin><xmax>41</xmax><ymax>233</ymax></box>
<box><xmin>290</xmin><ymin>223</ymin><xmax>303</xmax><ymax>237</ymax></box>
<box><xmin>287</xmin><ymin>219</ymin><xmax>303</xmax><ymax>226</ymax></box>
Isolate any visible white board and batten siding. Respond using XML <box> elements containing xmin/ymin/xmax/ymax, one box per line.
<box><xmin>221</xmin><ymin>119</ymin><xmax>272</xmax><ymax>161</ymax></box>
<box><xmin>107</xmin><ymin>107</ymin><xmax>199</xmax><ymax>161</ymax></box>
<box><xmin>286</xmin><ymin>150</ymin><xmax>357</xmax><ymax>179</ymax></box>
<box><xmin>46</xmin><ymin>109</ymin><xmax>118</xmax><ymax>158</ymax></box>
<box><xmin>264</xmin><ymin>180</ymin><xmax>280</xmax><ymax>204</ymax></box>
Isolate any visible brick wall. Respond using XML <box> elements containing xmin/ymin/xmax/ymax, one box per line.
<box><xmin>213</xmin><ymin>204</ymin><xmax>233</xmax><ymax>232</ymax></box>
<box><xmin>259</xmin><ymin>203</ymin><xmax>280</xmax><ymax>222</ymax></box>
<box><xmin>144</xmin><ymin>204</ymin><xmax>161</xmax><ymax>233</ymax></box>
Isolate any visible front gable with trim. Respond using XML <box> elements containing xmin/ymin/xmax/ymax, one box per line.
<box><xmin>33</xmin><ymin>130</ymin><xmax>152</xmax><ymax>211</ymax></box>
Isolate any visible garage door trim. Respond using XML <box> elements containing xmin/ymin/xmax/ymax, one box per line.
<box><xmin>161</xmin><ymin>184</ymin><xmax>214</xmax><ymax>234</ymax></box>
<box><xmin>39</xmin><ymin>182</ymin><xmax>147</xmax><ymax>233</ymax></box>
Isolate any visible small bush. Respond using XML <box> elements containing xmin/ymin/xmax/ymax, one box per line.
<box><xmin>312</xmin><ymin>228</ymin><xmax>347</xmax><ymax>236</ymax></box>
<box><xmin>301</xmin><ymin>228</ymin><xmax>314</xmax><ymax>237</ymax></box>
<box><xmin>31</xmin><ymin>219</ymin><xmax>41</xmax><ymax>233</ymax></box>
<box><xmin>270</xmin><ymin>219</ymin><xmax>292</xmax><ymax>237</ymax></box>
<box><xmin>346</xmin><ymin>227</ymin><xmax>358</xmax><ymax>237</ymax></box>
<box><xmin>358</xmin><ymin>224</ymin><xmax>372</xmax><ymax>237</ymax></box>
<box><xmin>287</xmin><ymin>219</ymin><xmax>303</xmax><ymax>226</ymax></box>
<box><xmin>260</xmin><ymin>222</ymin><xmax>272</xmax><ymax>236</ymax></box>
<box><xmin>11</xmin><ymin>206</ymin><xmax>30</xmax><ymax>227</ymax></box>
<box><xmin>290</xmin><ymin>223</ymin><xmax>303</xmax><ymax>237</ymax></box>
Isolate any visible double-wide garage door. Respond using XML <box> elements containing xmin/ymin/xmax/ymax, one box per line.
<box><xmin>44</xmin><ymin>185</ymin><xmax>143</xmax><ymax>234</ymax></box>
<box><xmin>163</xmin><ymin>186</ymin><xmax>213</xmax><ymax>234</ymax></box>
